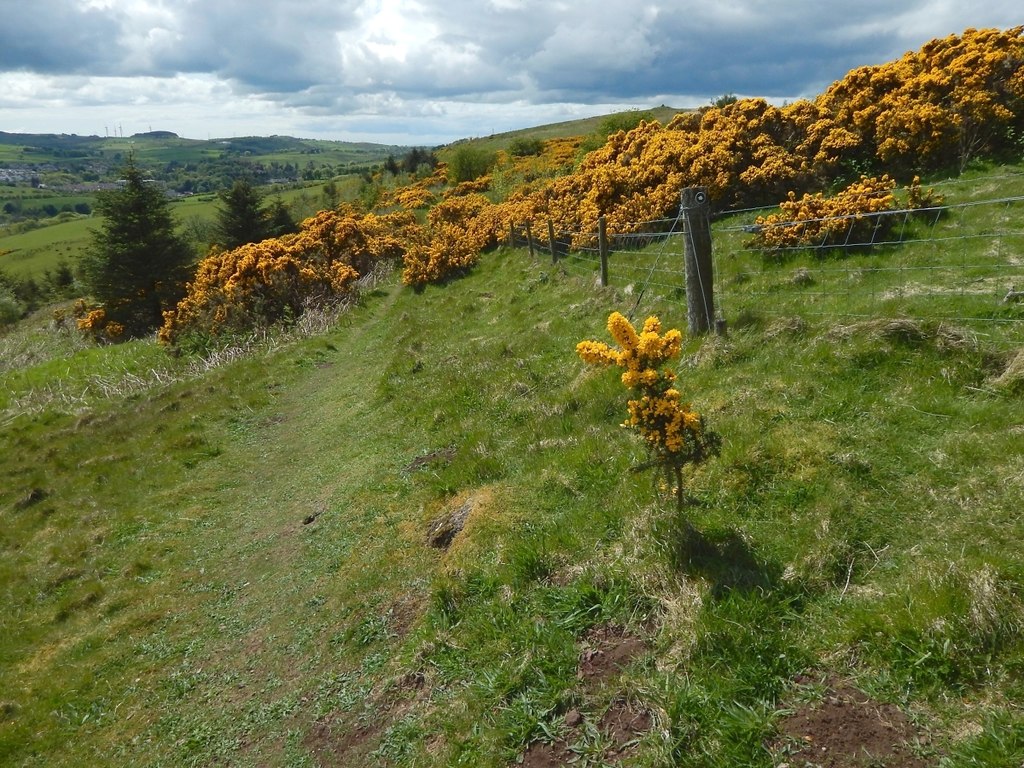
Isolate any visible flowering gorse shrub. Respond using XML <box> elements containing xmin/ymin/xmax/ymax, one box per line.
<box><xmin>401</xmin><ymin>194</ymin><xmax>501</xmax><ymax>286</ymax></box>
<box><xmin>73</xmin><ymin>301</ymin><xmax>125</xmax><ymax>343</ymax></box>
<box><xmin>748</xmin><ymin>175</ymin><xmax>944</xmax><ymax>254</ymax></box>
<box><xmin>160</xmin><ymin>208</ymin><xmax>420</xmax><ymax>346</ymax></box>
<box><xmin>577</xmin><ymin>312</ymin><xmax>719</xmax><ymax>508</ymax></box>
<box><xmin>819</xmin><ymin>27</ymin><xmax>1024</xmax><ymax>172</ymax></box>
<box><xmin>406</xmin><ymin>28</ymin><xmax>1021</xmax><ymax>285</ymax></box>
<box><xmin>153</xmin><ymin>28</ymin><xmax>1022</xmax><ymax>328</ymax></box>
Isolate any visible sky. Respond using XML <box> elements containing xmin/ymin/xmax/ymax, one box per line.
<box><xmin>0</xmin><ymin>1</ymin><xmax>1021</xmax><ymax>147</ymax></box>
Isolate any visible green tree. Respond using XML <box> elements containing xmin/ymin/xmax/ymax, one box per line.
<box><xmin>508</xmin><ymin>138</ymin><xmax>544</xmax><ymax>157</ymax></box>
<box><xmin>322</xmin><ymin>180</ymin><xmax>341</xmax><ymax>210</ymax></box>
<box><xmin>79</xmin><ymin>156</ymin><xmax>192</xmax><ymax>337</ymax></box>
<box><xmin>402</xmin><ymin>147</ymin><xmax>437</xmax><ymax>174</ymax></box>
<box><xmin>215</xmin><ymin>179</ymin><xmax>268</xmax><ymax>249</ymax></box>
<box><xmin>712</xmin><ymin>92</ymin><xmax>738</xmax><ymax>109</ymax></box>
<box><xmin>447</xmin><ymin>145</ymin><xmax>497</xmax><ymax>183</ymax></box>
<box><xmin>265</xmin><ymin>198</ymin><xmax>298</xmax><ymax>238</ymax></box>
<box><xmin>0</xmin><ymin>270</ymin><xmax>26</xmax><ymax>326</ymax></box>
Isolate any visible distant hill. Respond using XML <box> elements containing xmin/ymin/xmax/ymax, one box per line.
<box><xmin>132</xmin><ymin>130</ymin><xmax>179</xmax><ymax>139</ymax></box>
<box><xmin>0</xmin><ymin>130</ymin><xmax>408</xmax><ymax>165</ymax></box>
<box><xmin>439</xmin><ymin>105</ymin><xmax>686</xmax><ymax>153</ymax></box>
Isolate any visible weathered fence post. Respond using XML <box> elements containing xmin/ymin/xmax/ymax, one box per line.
<box><xmin>509</xmin><ymin>221</ymin><xmax>516</xmax><ymax>248</ymax></box>
<box><xmin>598</xmin><ymin>215</ymin><xmax>609</xmax><ymax>287</ymax></box>
<box><xmin>525</xmin><ymin>221</ymin><xmax>535</xmax><ymax>259</ymax></box>
<box><xmin>547</xmin><ymin>220</ymin><xmax>557</xmax><ymax>264</ymax></box>
<box><xmin>681</xmin><ymin>187</ymin><xmax>714</xmax><ymax>335</ymax></box>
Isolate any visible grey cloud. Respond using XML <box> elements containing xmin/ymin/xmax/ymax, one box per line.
<box><xmin>139</xmin><ymin>1</ymin><xmax>364</xmax><ymax>91</ymax></box>
<box><xmin>0</xmin><ymin>0</ymin><xmax>126</xmax><ymax>73</ymax></box>
<box><xmin>1</xmin><ymin>0</ymin><xmax>1022</xmax><ymax>144</ymax></box>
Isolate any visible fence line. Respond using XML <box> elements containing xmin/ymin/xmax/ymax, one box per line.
<box><xmin>507</xmin><ymin>191</ymin><xmax>1024</xmax><ymax>334</ymax></box>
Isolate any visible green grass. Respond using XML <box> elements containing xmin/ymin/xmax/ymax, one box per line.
<box><xmin>1</xmin><ymin>169</ymin><xmax>1024</xmax><ymax>767</ymax></box>
<box><xmin>0</xmin><ymin>216</ymin><xmax>97</xmax><ymax>276</ymax></box>
<box><xmin>440</xmin><ymin>105</ymin><xmax>684</xmax><ymax>155</ymax></box>
<box><xmin>0</xmin><ymin>181</ymin><xmax>362</xmax><ymax>279</ymax></box>
<box><xmin>563</xmin><ymin>163</ymin><xmax>1024</xmax><ymax>344</ymax></box>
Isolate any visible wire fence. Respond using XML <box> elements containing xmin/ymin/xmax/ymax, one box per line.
<box><xmin>509</xmin><ymin>184</ymin><xmax>1024</xmax><ymax>338</ymax></box>
<box><xmin>714</xmin><ymin>194</ymin><xmax>1024</xmax><ymax>329</ymax></box>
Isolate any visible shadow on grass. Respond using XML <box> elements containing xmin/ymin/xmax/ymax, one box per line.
<box><xmin>662</xmin><ymin>511</ymin><xmax>785</xmax><ymax>600</ymax></box>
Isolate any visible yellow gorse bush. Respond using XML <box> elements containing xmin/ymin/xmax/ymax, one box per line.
<box><xmin>749</xmin><ymin>175</ymin><xmax>944</xmax><ymax>253</ymax></box>
<box><xmin>160</xmin><ymin>208</ymin><xmax>421</xmax><ymax>346</ymax></box>
<box><xmin>577</xmin><ymin>312</ymin><xmax>719</xmax><ymax>508</ymax></box>
<box><xmin>156</xmin><ymin>28</ymin><xmax>1021</xmax><ymax>338</ymax></box>
<box><xmin>74</xmin><ymin>304</ymin><xmax>125</xmax><ymax>343</ymax></box>
<box><xmin>404</xmin><ymin>27</ymin><xmax>1021</xmax><ymax>283</ymax></box>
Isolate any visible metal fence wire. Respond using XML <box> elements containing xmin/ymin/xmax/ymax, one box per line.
<box><xmin>510</xmin><ymin>185</ymin><xmax>1024</xmax><ymax>333</ymax></box>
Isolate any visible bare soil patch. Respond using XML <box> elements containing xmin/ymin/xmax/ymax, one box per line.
<box><xmin>519</xmin><ymin>698</ymin><xmax>653</xmax><ymax>767</ymax></box>
<box><xmin>774</xmin><ymin>680</ymin><xmax>933</xmax><ymax>767</ymax></box>
<box><xmin>303</xmin><ymin>712</ymin><xmax>383</xmax><ymax>766</ymax></box>
<box><xmin>404</xmin><ymin>445</ymin><xmax>456</xmax><ymax>473</ymax></box>
<box><xmin>520</xmin><ymin>737</ymin><xmax>577</xmax><ymax>767</ymax></box>
<box><xmin>425</xmin><ymin>495</ymin><xmax>476</xmax><ymax>549</ymax></box>
<box><xmin>600</xmin><ymin>698</ymin><xmax>653</xmax><ymax>761</ymax></box>
<box><xmin>386</xmin><ymin>593</ymin><xmax>424</xmax><ymax>639</ymax></box>
<box><xmin>578</xmin><ymin>624</ymin><xmax>649</xmax><ymax>683</ymax></box>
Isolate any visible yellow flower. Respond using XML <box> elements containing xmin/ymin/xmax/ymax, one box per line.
<box><xmin>576</xmin><ymin>340</ymin><xmax>620</xmax><ymax>366</ymax></box>
<box><xmin>578</xmin><ymin>311</ymin><xmax>715</xmax><ymax>467</ymax></box>
<box><xmin>607</xmin><ymin>311</ymin><xmax>639</xmax><ymax>351</ymax></box>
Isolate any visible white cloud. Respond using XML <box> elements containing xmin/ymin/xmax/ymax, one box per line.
<box><xmin>0</xmin><ymin>1</ymin><xmax>1021</xmax><ymax>143</ymax></box>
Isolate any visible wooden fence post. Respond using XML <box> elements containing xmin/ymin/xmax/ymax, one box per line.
<box><xmin>598</xmin><ymin>215</ymin><xmax>609</xmax><ymax>287</ymax></box>
<box><xmin>509</xmin><ymin>221</ymin><xmax>516</xmax><ymax>248</ymax></box>
<box><xmin>547</xmin><ymin>220</ymin><xmax>557</xmax><ymax>264</ymax></box>
<box><xmin>525</xmin><ymin>221</ymin><xmax>535</xmax><ymax>259</ymax></box>
<box><xmin>681</xmin><ymin>187</ymin><xmax>713</xmax><ymax>335</ymax></box>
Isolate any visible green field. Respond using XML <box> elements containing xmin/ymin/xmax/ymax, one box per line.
<box><xmin>1</xmin><ymin>129</ymin><xmax>406</xmax><ymax>280</ymax></box>
<box><xmin>0</xmin><ymin>131</ymin><xmax>405</xmax><ymax>170</ymax></box>
<box><xmin>0</xmin><ymin>216</ymin><xmax>97</xmax><ymax>276</ymax></box>
<box><xmin>1</xmin><ymin>162</ymin><xmax>1022</xmax><ymax>766</ymax></box>
<box><xmin>0</xmin><ymin>180</ymin><xmax>365</xmax><ymax>278</ymax></box>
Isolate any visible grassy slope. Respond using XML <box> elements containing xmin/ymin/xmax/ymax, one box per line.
<box><xmin>0</xmin><ymin>181</ymin><xmax>354</xmax><ymax>278</ymax></box>
<box><xmin>439</xmin><ymin>106</ymin><xmax>683</xmax><ymax>156</ymax></box>
<box><xmin>2</xmin><ymin>175</ymin><xmax>1024</xmax><ymax>766</ymax></box>
<box><xmin>1</xmin><ymin>106</ymin><xmax>677</xmax><ymax>278</ymax></box>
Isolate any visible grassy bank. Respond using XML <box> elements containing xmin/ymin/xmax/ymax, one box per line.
<box><xmin>2</xmin><ymin>179</ymin><xmax>1023</xmax><ymax>766</ymax></box>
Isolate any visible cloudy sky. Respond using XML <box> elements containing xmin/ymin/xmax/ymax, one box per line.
<box><xmin>0</xmin><ymin>1</ymin><xmax>1020</xmax><ymax>147</ymax></box>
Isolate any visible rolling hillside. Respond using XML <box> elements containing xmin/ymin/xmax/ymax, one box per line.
<box><xmin>1</xmin><ymin>160</ymin><xmax>1023</xmax><ymax>765</ymax></box>
<box><xmin>3</xmin><ymin>26</ymin><xmax>1024</xmax><ymax>765</ymax></box>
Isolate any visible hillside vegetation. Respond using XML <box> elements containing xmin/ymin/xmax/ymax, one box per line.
<box><xmin>2</xmin><ymin>25</ymin><xmax>1024</xmax><ymax>768</ymax></box>
<box><xmin>3</xmin><ymin>157</ymin><xmax>1024</xmax><ymax>765</ymax></box>
<box><xmin>146</xmin><ymin>27</ymin><xmax>1024</xmax><ymax>350</ymax></box>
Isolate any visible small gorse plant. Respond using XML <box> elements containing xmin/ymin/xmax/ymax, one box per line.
<box><xmin>577</xmin><ymin>311</ymin><xmax>719</xmax><ymax>510</ymax></box>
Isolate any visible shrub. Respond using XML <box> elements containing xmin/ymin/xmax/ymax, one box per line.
<box><xmin>160</xmin><ymin>208</ymin><xmax>420</xmax><ymax>346</ymax></box>
<box><xmin>508</xmin><ymin>138</ymin><xmax>544</xmax><ymax>157</ymax></box>
<box><xmin>747</xmin><ymin>175</ymin><xmax>944</xmax><ymax>255</ymax></box>
<box><xmin>577</xmin><ymin>312</ymin><xmax>720</xmax><ymax>510</ymax></box>
<box><xmin>447</xmin><ymin>145</ymin><xmax>498</xmax><ymax>184</ymax></box>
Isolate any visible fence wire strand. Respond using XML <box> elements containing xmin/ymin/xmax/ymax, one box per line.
<box><xmin>510</xmin><ymin>191</ymin><xmax>1024</xmax><ymax>331</ymax></box>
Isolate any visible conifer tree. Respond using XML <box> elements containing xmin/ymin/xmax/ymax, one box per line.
<box><xmin>264</xmin><ymin>198</ymin><xmax>298</xmax><ymax>239</ymax></box>
<box><xmin>80</xmin><ymin>156</ymin><xmax>192</xmax><ymax>337</ymax></box>
<box><xmin>214</xmin><ymin>178</ymin><xmax>268</xmax><ymax>249</ymax></box>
